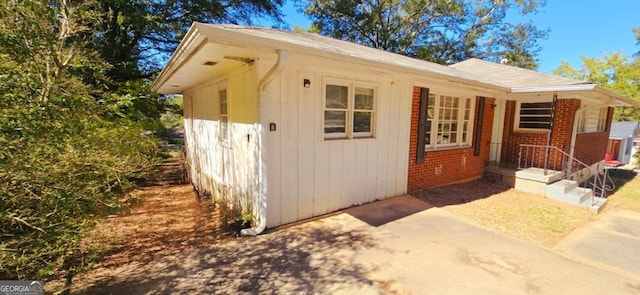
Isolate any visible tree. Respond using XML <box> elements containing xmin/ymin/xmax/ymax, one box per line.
<box><xmin>304</xmin><ymin>0</ymin><xmax>548</xmax><ymax>69</ymax></box>
<box><xmin>0</xmin><ymin>0</ymin><xmax>159</xmax><ymax>281</ymax></box>
<box><xmin>94</xmin><ymin>0</ymin><xmax>284</xmax><ymax>83</ymax></box>
<box><xmin>553</xmin><ymin>30</ymin><xmax>640</xmax><ymax>122</ymax></box>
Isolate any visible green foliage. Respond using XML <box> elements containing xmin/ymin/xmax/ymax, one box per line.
<box><xmin>0</xmin><ymin>0</ymin><xmax>160</xmax><ymax>280</ymax></box>
<box><xmin>160</xmin><ymin>96</ymin><xmax>184</xmax><ymax>130</ymax></box>
<box><xmin>553</xmin><ymin>29</ymin><xmax>640</xmax><ymax>122</ymax></box>
<box><xmin>304</xmin><ymin>0</ymin><xmax>548</xmax><ymax>69</ymax></box>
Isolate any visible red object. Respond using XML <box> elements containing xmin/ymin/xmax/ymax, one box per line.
<box><xmin>605</xmin><ymin>153</ymin><xmax>622</xmax><ymax>167</ymax></box>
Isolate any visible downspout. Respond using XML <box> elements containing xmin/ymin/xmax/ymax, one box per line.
<box><xmin>241</xmin><ymin>49</ymin><xmax>288</xmax><ymax>236</ymax></box>
<box><xmin>567</xmin><ymin>102</ymin><xmax>608</xmax><ymax>177</ymax></box>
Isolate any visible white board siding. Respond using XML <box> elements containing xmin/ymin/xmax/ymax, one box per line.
<box><xmin>183</xmin><ymin>63</ymin><xmax>262</xmax><ymax>222</ymax></box>
<box><xmin>262</xmin><ymin>56</ymin><xmax>411</xmax><ymax>228</ymax></box>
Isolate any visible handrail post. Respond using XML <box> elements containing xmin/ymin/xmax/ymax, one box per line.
<box><xmin>543</xmin><ymin>145</ymin><xmax>549</xmax><ymax>175</ymax></box>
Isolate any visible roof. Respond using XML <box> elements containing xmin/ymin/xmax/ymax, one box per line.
<box><xmin>450</xmin><ymin>58</ymin><xmax>584</xmax><ymax>88</ymax></box>
<box><xmin>152</xmin><ymin>23</ymin><xmax>639</xmax><ymax>108</ymax></box>
<box><xmin>609</xmin><ymin>121</ymin><xmax>640</xmax><ymax>139</ymax></box>
<box><xmin>152</xmin><ymin>23</ymin><xmax>509</xmax><ymax>94</ymax></box>
<box><xmin>450</xmin><ymin>59</ymin><xmax>638</xmax><ymax>107</ymax></box>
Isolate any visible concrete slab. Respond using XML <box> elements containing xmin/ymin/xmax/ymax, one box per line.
<box><xmin>352</xmin><ymin>208</ymin><xmax>640</xmax><ymax>294</ymax></box>
<box><xmin>344</xmin><ymin>194</ymin><xmax>432</xmax><ymax>227</ymax></box>
<box><xmin>556</xmin><ymin>209</ymin><xmax>640</xmax><ymax>276</ymax></box>
<box><xmin>75</xmin><ymin>202</ymin><xmax>640</xmax><ymax>294</ymax></box>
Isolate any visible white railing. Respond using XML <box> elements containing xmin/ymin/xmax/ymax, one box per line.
<box><xmin>518</xmin><ymin>144</ymin><xmax>615</xmax><ymax>206</ymax></box>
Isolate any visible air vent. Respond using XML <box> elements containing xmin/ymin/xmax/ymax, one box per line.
<box><xmin>202</xmin><ymin>61</ymin><xmax>218</xmax><ymax>66</ymax></box>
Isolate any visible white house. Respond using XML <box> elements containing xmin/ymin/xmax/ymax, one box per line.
<box><xmin>153</xmin><ymin>23</ymin><xmax>637</xmax><ymax>234</ymax></box>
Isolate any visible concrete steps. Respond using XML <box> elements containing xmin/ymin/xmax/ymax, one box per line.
<box><xmin>545</xmin><ymin>180</ymin><xmax>607</xmax><ymax>213</ymax></box>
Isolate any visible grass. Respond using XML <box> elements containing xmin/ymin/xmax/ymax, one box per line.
<box><xmin>442</xmin><ymin>188</ymin><xmax>595</xmax><ymax>248</ymax></box>
<box><xmin>413</xmin><ymin>169</ymin><xmax>640</xmax><ymax>248</ymax></box>
<box><xmin>604</xmin><ymin>168</ymin><xmax>640</xmax><ymax>212</ymax></box>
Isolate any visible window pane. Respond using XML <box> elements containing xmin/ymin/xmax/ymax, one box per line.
<box><xmin>325</xmin><ymin>111</ymin><xmax>346</xmax><ymax>133</ymax></box>
<box><xmin>520</xmin><ymin>122</ymin><xmax>551</xmax><ymax>129</ymax></box>
<box><xmin>428</xmin><ymin>107</ymin><xmax>434</xmax><ymax>119</ymax></box>
<box><xmin>449</xmin><ymin>132</ymin><xmax>457</xmax><ymax>143</ymax></box>
<box><xmin>326</xmin><ymin>85</ymin><xmax>348</xmax><ymax>109</ymax></box>
<box><xmin>355</xmin><ymin>87</ymin><xmax>374</xmax><ymax>110</ymax></box>
<box><xmin>353</xmin><ymin>111</ymin><xmax>371</xmax><ymax>133</ymax></box>
<box><xmin>521</xmin><ymin>102</ymin><xmax>553</xmax><ymax>109</ymax></box>
<box><xmin>425</xmin><ymin>121</ymin><xmax>431</xmax><ymax>145</ymax></box>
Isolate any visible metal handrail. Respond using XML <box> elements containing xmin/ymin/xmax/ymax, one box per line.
<box><xmin>518</xmin><ymin>144</ymin><xmax>614</xmax><ymax>206</ymax></box>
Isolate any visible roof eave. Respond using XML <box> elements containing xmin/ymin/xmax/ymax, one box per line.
<box><xmin>152</xmin><ymin>22</ymin><xmax>206</xmax><ymax>94</ymax></box>
<box><xmin>511</xmin><ymin>84</ymin><xmax>639</xmax><ymax>107</ymax></box>
<box><xmin>182</xmin><ymin>24</ymin><xmax>511</xmax><ymax>94</ymax></box>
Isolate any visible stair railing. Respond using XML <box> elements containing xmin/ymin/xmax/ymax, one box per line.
<box><xmin>518</xmin><ymin>144</ymin><xmax>615</xmax><ymax>206</ymax></box>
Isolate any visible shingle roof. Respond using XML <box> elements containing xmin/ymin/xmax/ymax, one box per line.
<box><xmin>195</xmin><ymin>24</ymin><xmax>508</xmax><ymax>90</ymax></box>
<box><xmin>609</xmin><ymin>121</ymin><xmax>640</xmax><ymax>139</ymax></box>
<box><xmin>449</xmin><ymin>58</ymin><xmax>586</xmax><ymax>88</ymax></box>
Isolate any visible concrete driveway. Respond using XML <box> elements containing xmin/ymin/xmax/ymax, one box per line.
<box><xmin>555</xmin><ymin>208</ymin><xmax>640</xmax><ymax>276</ymax></box>
<box><xmin>77</xmin><ymin>196</ymin><xmax>640</xmax><ymax>294</ymax></box>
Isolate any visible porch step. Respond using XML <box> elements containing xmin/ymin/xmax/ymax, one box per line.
<box><xmin>516</xmin><ymin>167</ymin><xmax>564</xmax><ymax>184</ymax></box>
<box><xmin>545</xmin><ymin>180</ymin><xmax>578</xmax><ymax>197</ymax></box>
<box><xmin>545</xmin><ymin>185</ymin><xmax>592</xmax><ymax>206</ymax></box>
<box><xmin>581</xmin><ymin>197</ymin><xmax>608</xmax><ymax>214</ymax></box>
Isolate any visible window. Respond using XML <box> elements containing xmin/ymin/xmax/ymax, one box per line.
<box><xmin>324</xmin><ymin>81</ymin><xmax>375</xmax><ymax>139</ymax></box>
<box><xmin>578</xmin><ymin>107</ymin><xmax>608</xmax><ymax>133</ymax></box>
<box><xmin>423</xmin><ymin>92</ymin><xmax>474</xmax><ymax>149</ymax></box>
<box><xmin>516</xmin><ymin>102</ymin><xmax>553</xmax><ymax>131</ymax></box>
<box><xmin>219</xmin><ymin>89</ymin><xmax>228</xmax><ymax>141</ymax></box>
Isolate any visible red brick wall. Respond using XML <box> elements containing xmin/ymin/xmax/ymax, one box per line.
<box><xmin>501</xmin><ymin>99</ymin><xmax>580</xmax><ymax>169</ymax></box>
<box><xmin>407</xmin><ymin>87</ymin><xmax>494</xmax><ymax>192</ymax></box>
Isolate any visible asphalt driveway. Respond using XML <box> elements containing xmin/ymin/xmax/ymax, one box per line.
<box><xmin>76</xmin><ymin>195</ymin><xmax>640</xmax><ymax>294</ymax></box>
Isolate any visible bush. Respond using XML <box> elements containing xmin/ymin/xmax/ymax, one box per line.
<box><xmin>0</xmin><ymin>103</ymin><xmax>160</xmax><ymax>280</ymax></box>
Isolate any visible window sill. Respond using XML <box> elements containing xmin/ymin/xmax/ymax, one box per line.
<box><xmin>513</xmin><ymin>129</ymin><xmax>550</xmax><ymax>134</ymax></box>
<box><xmin>425</xmin><ymin>145</ymin><xmax>472</xmax><ymax>152</ymax></box>
<box><xmin>323</xmin><ymin>136</ymin><xmax>376</xmax><ymax>141</ymax></box>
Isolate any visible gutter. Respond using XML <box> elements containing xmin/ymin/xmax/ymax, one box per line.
<box><xmin>241</xmin><ymin>49</ymin><xmax>288</xmax><ymax>236</ymax></box>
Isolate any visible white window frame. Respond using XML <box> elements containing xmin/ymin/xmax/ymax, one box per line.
<box><xmin>515</xmin><ymin>101</ymin><xmax>554</xmax><ymax>132</ymax></box>
<box><xmin>218</xmin><ymin>87</ymin><xmax>229</xmax><ymax>142</ymax></box>
<box><xmin>578</xmin><ymin>107</ymin><xmax>608</xmax><ymax>133</ymax></box>
<box><xmin>322</xmin><ymin>78</ymin><xmax>376</xmax><ymax>140</ymax></box>
<box><xmin>424</xmin><ymin>91</ymin><xmax>475</xmax><ymax>150</ymax></box>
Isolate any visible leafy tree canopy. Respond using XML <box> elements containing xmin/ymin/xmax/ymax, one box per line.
<box><xmin>304</xmin><ymin>0</ymin><xmax>548</xmax><ymax>69</ymax></box>
<box><xmin>553</xmin><ymin>28</ymin><xmax>640</xmax><ymax>121</ymax></box>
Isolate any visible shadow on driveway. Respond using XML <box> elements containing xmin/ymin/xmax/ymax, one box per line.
<box><xmin>74</xmin><ymin>218</ymin><xmax>384</xmax><ymax>294</ymax></box>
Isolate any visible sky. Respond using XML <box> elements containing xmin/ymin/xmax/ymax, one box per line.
<box><xmin>261</xmin><ymin>1</ymin><xmax>640</xmax><ymax>73</ymax></box>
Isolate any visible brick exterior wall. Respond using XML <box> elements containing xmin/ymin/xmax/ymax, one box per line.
<box><xmin>407</xmin><ymin>87</ymin><xmax>494</xmax><ymax>192</ymax></box>
<box><xmin>501</xmin><ymin>100</ymin><xmax>611</xmax><ymax>169</ymax></box>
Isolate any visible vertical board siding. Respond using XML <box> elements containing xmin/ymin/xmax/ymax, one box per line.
<box><xmin>279</xmin><ymin>67</ymin><xmax>300</xmax><ymax>224</ymax></box>
<box><xmin>297</xmin><ymin>69</ymin><xmax>316</xmax><ymax>219</ymax></box>
<box><xmin>263</xmin><ymin>58</ymin><xmax>411</xmax><ymax>227</ymax></box>
<box><xmin>183</xmin><ymin>64</ymin><xmax>262</xmax><ymax>223</ymax></box>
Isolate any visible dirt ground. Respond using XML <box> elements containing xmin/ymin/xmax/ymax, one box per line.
<box><xmin>46</xmin><ymin>184</ymin><xmax>237</xmax><ymax>294</ymax></box>
<box><xmin>47</xmin><ymin>169</ymin><xmax>639</xmax><ymax>293</ymax></box>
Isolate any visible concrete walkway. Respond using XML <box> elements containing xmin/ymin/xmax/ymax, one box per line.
<box><xmin>555</xmin><ymin>208</ymin><xmax>640</xmax><ymax>277</ymax></box>
<box><xmin>76</xmin><ymin>195</ymin><xmax>640</xmax><ymax>294</ymax></box>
